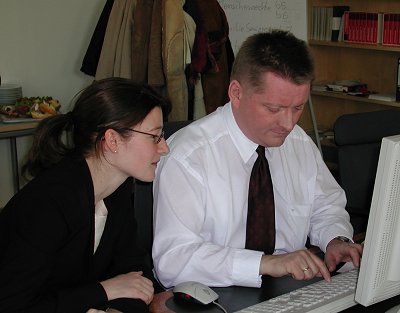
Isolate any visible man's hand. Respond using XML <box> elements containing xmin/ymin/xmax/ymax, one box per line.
<box><xmin>150</xmin><ymin>291</ymin><xmax>175</xmax><ymax>313</ymax></box>
<box><xmin>325</xmin><ymin>238</ymin><xmax>363</xmax><ymax>272</ymax></box>
<box><xmin>260</xmin><ymin>250</ymin><xmax>332</xmax><ymax>282</ymax></box>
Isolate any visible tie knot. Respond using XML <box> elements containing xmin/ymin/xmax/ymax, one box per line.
<box><xmin>256</xmin><ymin>145</ymin><xmax>265</xmax><ymax>157</ymax></box>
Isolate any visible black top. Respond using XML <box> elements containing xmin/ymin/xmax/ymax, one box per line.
<box><xmin>0</xmin><ymin>156</ymin><xmax>151</xmax><ymax>313</ymax></box>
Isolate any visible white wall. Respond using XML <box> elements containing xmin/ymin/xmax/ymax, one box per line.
<box><xmin>0</xmin><ymin>0</ymin><xmax>107</xmax><ymax>206</ymax></box>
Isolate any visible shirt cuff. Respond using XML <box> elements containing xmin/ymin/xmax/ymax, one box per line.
<box><xmin>232</xmin><ymin>249</ymin><xmax>263</xmax><ymax>287</ymax></box>
<box><xmin>321</xmin><ymin>230</ymin><xmax>353</xmax><ymax>253</ymax></box>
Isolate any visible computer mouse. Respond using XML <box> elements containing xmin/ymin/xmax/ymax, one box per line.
<box><xmin>172</xmin><ymin>281</ymin><xmax>219</xmax><ymax>305</ymax></box>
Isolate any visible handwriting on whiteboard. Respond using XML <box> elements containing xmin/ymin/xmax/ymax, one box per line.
<box><xmin>217</xmin><ymin>0</ymin><xmax>307</xmax><ymax>54</ymax></box>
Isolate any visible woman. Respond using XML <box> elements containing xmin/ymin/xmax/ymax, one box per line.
<box><xmin>0</xmin><ymin>78</ymin><xmax>170</xmax><ymax>313</ymax></box>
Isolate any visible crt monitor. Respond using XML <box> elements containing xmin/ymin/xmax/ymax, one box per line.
<box><xmin>355</xmin><ymin>134</ymin><xmax>400</xmax><ymax>308</ymax></box>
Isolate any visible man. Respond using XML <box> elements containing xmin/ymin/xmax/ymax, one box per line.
<box><xmin>152</xmin><ymin>30</ymin><xmax>362</xmax><ymax>288</ymax></box>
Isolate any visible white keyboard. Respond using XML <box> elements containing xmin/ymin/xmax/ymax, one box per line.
<box><xmin>235</xmin><ymin>268</ymin><xmax>359</xmax><ymax>313</ymax></box>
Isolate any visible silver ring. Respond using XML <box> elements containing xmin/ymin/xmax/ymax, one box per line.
<box><xmin>302</xmin><ymin>267</ymin><xmax>310</xmax><ymax>272</ymax></box>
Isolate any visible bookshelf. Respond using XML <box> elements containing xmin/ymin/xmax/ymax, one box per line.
<box><xmin>300</xmin><ymin>0</ymin><xmax>400</xmax><ymax>132</ymax></box>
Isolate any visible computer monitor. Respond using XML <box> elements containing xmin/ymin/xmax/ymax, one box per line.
<box><xmin>355</xmin><ymin>134</ymin><xmax>400</xmax><ymax>307</ymax></box>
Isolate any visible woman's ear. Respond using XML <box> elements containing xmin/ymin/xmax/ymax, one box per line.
<box><xmin>228</xmin><ymin>80</ymin><xmax>242</xmax><ymax>108</ymax></box>
<box><xmin>104</xmin><ymin>129</ymin><xmax>119</xmax><ymax>153</ymax></box>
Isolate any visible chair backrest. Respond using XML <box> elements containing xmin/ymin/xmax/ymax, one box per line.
<box><xmin>333</xmin><ymin>109</ymin><xmax>400</xmax><ymax>232</ymax></box>
<box><xmin>133</xmin><ymin>120</ymin><xmax>193</xmax><ymax>255</ymax></box>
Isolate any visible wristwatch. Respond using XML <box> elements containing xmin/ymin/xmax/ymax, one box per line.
<box><xmin>334</xmin><ymin>236</ymin><xmax>351</xmax><ymax>243</ymax></box>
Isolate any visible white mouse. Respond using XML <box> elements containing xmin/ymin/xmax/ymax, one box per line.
<box><xmin>172</xmin><ymin>281</ymin><xmax>219</xmax><ymax>305</ymax></box>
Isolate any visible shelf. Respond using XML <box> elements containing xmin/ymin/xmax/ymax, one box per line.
<box><xmin>311</xmin><ymin>91</ymin><xmax>400</xmax><ymax>108</ymax></box>
<box><xmin>309</xmin><ymin>40</ymin><xmax>400</xmax><ymax>53</ymax></box>
<box><xmin>305</xmin><ymin>0</ymin><xmax>400</xmax><ymax>139</ymax></box>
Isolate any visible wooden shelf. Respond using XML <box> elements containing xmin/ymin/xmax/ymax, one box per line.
<box><xmin>311</xmin><ymin>91</ymin><xmax>400</xmax><ymax>108</ymax></box>
<box><xmin>302</xmin><ymin>0</ymin><xmax>400</xmax><ymax>134</ymax></box>
<box><xmin>309</xmin><ymin>40</ymin><xmax>400</xmax><ymax>53</ymax></box>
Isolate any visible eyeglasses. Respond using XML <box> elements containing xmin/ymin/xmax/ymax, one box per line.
<box><xmin>122</xmin><ymin>128</ymin><xmax>165</xmax><ymax>144</ymax></box>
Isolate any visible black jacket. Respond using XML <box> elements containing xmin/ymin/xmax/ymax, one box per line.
<box><xmin>0</xmin><ymin>156</ymin><xmax>151</xmax><ymax>312</ymax></box>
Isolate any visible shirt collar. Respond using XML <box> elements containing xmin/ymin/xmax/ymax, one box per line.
<box><xmin>222</xmin><ymin>102</ymin><xmax>259</xmax><ymax>164</ymax></box>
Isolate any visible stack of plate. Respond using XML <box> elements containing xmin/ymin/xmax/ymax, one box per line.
<box><xmin>0</xmin><ymin>84</ymin><xmax>23</xmax><ymax>105</ymax></box>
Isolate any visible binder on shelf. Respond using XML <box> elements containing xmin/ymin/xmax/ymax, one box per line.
<box><xmin>331</xmin><ymin>6</ymin><xmax>349</xmax><ymax>41</ymax></box>
<box><xmin>325</xmin><ymin>7</ymin><xmax>333</xmax><ymax>41</ymax></box>
<box><xmin>382</xmin><ymin>13</ymin><xmax>400</xmax><ymax>46</ymax></box>
<box><xmin>319</xmin><ymin>7</ymin><xmax>330</xmax><ymax>41</ymax></box>
<box><xmin>338</xmin><ymin>13</ymin><xmax>345</xmax><ymax>41</ymax></box>
<box><xmin>376</xmin><ymin>13</ymin><xmax>384</xmax><ymax>44</ymax></box>
<box><xmin>310</xmin><ymin>6</ymin><xmax>334</xmax><ymax>41</ymax></box>
<box><xmin>311</xmin><ymin>6</ymin><xmax>319</xmax><ymax>40</ymax></box>
<box><xmin>396</xmin><ymin>57</ymin><xmax>400</xmax><ymax>102</ymax></box>
<box><xmin>343</xmin><ymin>11</ymin><xmax>350</xmax><ymax>41</ymax></box>
<box><xmin>343</xmin><ymin>11</ymin><xmax>383</xmax><ymax>44</ymax></box>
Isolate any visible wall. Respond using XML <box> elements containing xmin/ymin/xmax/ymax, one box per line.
<box><xmin>0</xmin><ymin>0</ymin><xmax>106</xmax><ymax>206</ymax></box>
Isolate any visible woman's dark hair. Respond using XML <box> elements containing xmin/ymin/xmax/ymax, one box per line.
<box><xmin>22</xmin><ymin>77</ymin><xmax>170</xmax><ymax>178</ymax></box>
<box><xmin>231</xmin><ymin>29</ymin><xmax>314</xmax><ymax>90</ymax></box>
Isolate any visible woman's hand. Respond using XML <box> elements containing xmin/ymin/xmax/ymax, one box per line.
<box><xmin>100</xmin><ymin>271</ymin><xmax>154</xmax><ymax>305</ymax></box>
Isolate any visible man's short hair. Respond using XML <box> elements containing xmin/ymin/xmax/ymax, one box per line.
<box><xmin>230</xmin><ymin>30</ymin><xmax>314</xmax><ymax>90</ymax></box>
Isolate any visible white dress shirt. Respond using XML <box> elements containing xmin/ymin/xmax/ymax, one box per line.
<box><xmin>153</xmin><ymin>102</ymin><xmax>352</xmax><ymax>288</ymax></box>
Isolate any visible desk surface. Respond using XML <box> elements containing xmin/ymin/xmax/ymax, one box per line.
<box><xmin>151</xmin><ymin>234</ymin><xmax>400</xmax><ymax>313</ymax></box>
<box><xmin>0</xmin><ymin>121</ymin><xmax>39</xmax><ymax>139</ymax></box>
<box><xmin>0</xmin><ymin>120</ymin><xmax>39</xmax><ymax>133</ymax></box>
<box><xmin>152</xmin><ymin>274</ymin><xmax>400</xmax><ymax>313</ymax></box>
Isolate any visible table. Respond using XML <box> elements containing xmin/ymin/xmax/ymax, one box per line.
<box><xmin>151</xmin><ymin>274</ymin><xmax>400</xmax><ymax>313</ymax></box>
<box><xmin>0</xmin><ymin>121</ymin><xmax>39</xmax><ymax>193</ymax></box>
<box><xmin>150</xmin><ymin>234</ymin><xmax>400</xmax><ymax>313</ymax></box>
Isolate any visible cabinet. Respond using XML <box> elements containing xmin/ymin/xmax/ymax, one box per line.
<box><xmin>0</xmin><ymin>121</ymin><xmax>38</xmax><ymax>195</ymax></box>
<box><xmin>299</xmin><ymin>0</ymin><xmax>400</xmax><ymax>132</ymax></box>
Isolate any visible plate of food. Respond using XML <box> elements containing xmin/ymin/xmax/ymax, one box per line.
<box><xmin>0</xmin><ymin>96</ymin><xmax>61</xmax><ymax>123</ymax></box>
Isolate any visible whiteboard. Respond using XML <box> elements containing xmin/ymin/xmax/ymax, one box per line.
<box><xmin>218</xmin><ymin>0</ymin><xmax>307</xmax><ymax>54</ymax></box>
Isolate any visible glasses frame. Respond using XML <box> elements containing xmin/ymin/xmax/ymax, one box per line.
<box><xmin>122</xmin><ymin>128</ymin><xmax>165</xmax><ymax>144</ymax></box>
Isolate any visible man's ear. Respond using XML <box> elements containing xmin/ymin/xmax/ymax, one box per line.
<box><xmin>228</xmin><ymin>80</ymin><xmax>242</xmax><ymax>108</ymax></box>
<box><xmin>104</xmin><ymin>129</ymin><xmax>119</xmax><ymax>153</ymax></box>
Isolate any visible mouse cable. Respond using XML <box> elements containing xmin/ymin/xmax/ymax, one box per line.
<box><xmin>213</xmin><ymin>301</ymin><xmax>228</xmax><ymax>313</ymax></box>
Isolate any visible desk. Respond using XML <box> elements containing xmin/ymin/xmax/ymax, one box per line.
<box><xmin>0</xmin><ymin>121</ymin><xmax>38</xmax><ymax>193</ymax></box>
<box><xmin>151</xmin><ymin>274</ymin><xmax>400</xmax><ymax>313</ymax></box>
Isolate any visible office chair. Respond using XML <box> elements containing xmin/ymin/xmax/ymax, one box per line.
<box><xmin>333</xmin><ymin>109</ymin><xmax>400</xmax><ymax>234</ymax></box>
<box><xmin>132</xmin><ymin>120</ymin><xmax>193</xmax><ymax>258</ymax></box>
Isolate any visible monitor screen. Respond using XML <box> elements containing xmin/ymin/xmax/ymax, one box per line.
<box><xmin>355</xmin><ymin>134</ymin><xmax>400</xmax><ymax>306</ymax></box>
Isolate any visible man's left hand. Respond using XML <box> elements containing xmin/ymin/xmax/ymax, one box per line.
<box><xmin>325</xmin><ymin>238</ymin><xmax>363</xmax><ymax>272</ymax></box>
